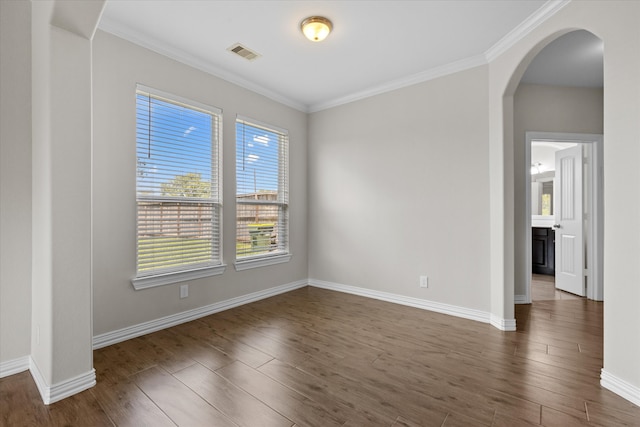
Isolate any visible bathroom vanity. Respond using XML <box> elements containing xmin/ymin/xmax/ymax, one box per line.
<box><xmin>532</xmin><ymin>226</ymin><xmax>555</xmax><ymax>275</ymax></box>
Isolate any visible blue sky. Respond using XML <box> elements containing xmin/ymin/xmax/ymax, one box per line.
<box><xmin>236</xmin><ymin>121</ymin><xmax>279</xmax><ymax>195</ymax></box>
<box><xmin>136</xmin><ymin>93</ymin><xmax>213</xmax><ymax>196</ymax></box>
<box><xmin>136</xmin><ymin>94</ymin><xmax>280</xmax><ymax>196</ymax></box>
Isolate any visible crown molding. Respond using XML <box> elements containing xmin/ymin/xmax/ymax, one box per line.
<box><xmin>310</xmin><ymin>0</ymin><xmax>570</xmax><ymax>112</ymax></box>
<box><xmin>97</xmin><ymin>21</ymin><xmax>308</xmax><ymax>113</ymax></box>
<box><xmin>99</xmin><ymin>0</ymin><xmax>569</xmax><ymax>114</ymax></box>
<box><xmin>485</xmin><ymin>0</ymin><xmax>572</xmax><ymax>62</ymax></box>
<box><xmin>308</xmin><ymin>54</ymin><xmax>487</xmax><ymax>113</ymax></box>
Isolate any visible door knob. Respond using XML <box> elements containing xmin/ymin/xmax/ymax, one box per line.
<box><xmin>552</xmin><ymin>224</ymin><xmax>561</xmax><ymax>229</ymax></box>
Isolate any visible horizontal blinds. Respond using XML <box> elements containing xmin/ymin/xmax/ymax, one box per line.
<box><xmin>136</xmin><ymin>86</ymin><xmax>222</xmax><ymax>276</ymax></box>
<box><xmin>236</xmin><ymin>117</ymin><xmax>289</xmax><ymax>258</ymax></box>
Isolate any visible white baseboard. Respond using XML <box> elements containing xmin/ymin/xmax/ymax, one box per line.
<box><xmin>490</xmin><ymin>315</ymin><xmax>517</xmax><ymax>331</ymax></box>
<box><xmin>601</xmin><ymin>369</ymin><xmax>640</xmax><ymax>407</ymax></box>
<box><xmin>93</xmin><ymin>279</ymin><xmax>308</xmax><ymax>349</ymax></box>
<box><xmin>10</xmin><ymin>279</ymin><xmax>638</xmax><ymax>408</ymax></box>
<box><xmin>29</xmin><ymin>358</ymin><xmax>96</xmax><ymax>405</ymax></box>
<box><xmin>308</xmin><ymin>278</ymin><xmax>497</xmax><ymax>326</ymax></box>
<box><xmin>0</xmin><ymin>355</ymin><xmax>30</xmax><ymax>378</ymax></box>
<box><xmin>514</xmin><ymin>294</ymin><xmax>530</xmax><ymax>304</ymax></box>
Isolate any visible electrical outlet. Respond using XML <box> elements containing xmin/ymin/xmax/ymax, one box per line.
<box><xmin>180</xmin><ymin>284</ymin><xmax>189</xmax><ymax>299</ymax></box>
<box><xmin>419</xmin><ymin>276</ymin><xmax>428</xmax><ymax>288</ymax></box>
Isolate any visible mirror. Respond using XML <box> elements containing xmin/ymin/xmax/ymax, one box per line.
<box><xmin>531</xmin><ymin>175</ymin><xmax>554</xmax><ymax>216</ymax></box>
<box><xmin>530</xmin><ymin>141</ymin><xmax>577</xmax><ymax>219</ymax></box>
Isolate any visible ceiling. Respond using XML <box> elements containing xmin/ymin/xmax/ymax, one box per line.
<box><xmin>98</xmin><ymin>1</ymin><xmax>600</xmax><ymax>113</ymax></box>
<box><xmin>521</xmin><ymin>29</ymin><xmax>603</xmax><ymax>88</ymax></box>
<box><xmin>531</xmin><ymin>141</ymin><xmax>577</xmax><ymax>173</ymax></box>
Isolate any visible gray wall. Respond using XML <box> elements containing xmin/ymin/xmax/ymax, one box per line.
<box><xmin>30</xmin><ymin>0</ymin><xmax>96</xmax><ymax>385</ymax></box>
<box><xmin>0</xmin><ymin>0</ymin><xmax>32</xmax><ymax>365</ymax></box>
<box><xmin>488</xmin><ymin>0</ymin><xmax>640</xmax><ymax>391</ymax></box>
<box><xmin>92</xmin><ymin>31</ymin><xmax>308</xmax><ymax>336</ymax></box>
<box><xmin>309</xmin><ymin>66</ymin><xmax>491</xmax><ymax>312</ymax></box>
<box><xmin>513</xmin><ymin>83</ymin><xmax>603</xmax><ymax>299</ymax></box>
<box><xmin>2</xmin><ymin>0</ymin><xmax>639</xmax><ymax>404</ymax></box>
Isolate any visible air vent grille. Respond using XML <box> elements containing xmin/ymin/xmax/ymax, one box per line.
<box><xmin>227</xmin><ymin>43</ymin><xmax>261</xmax><ymax>61</ymax></box>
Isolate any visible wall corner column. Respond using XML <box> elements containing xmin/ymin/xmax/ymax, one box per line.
<box><xmin>30</xmin><ymin>0</ymin><xmax>104</xmax><ymax>404</ymax></box>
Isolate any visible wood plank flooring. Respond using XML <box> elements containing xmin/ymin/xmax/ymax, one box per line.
<box><xmin>2</xmin><ymin>286</ymin><xmax>639</xmax><ymax>426</ymax></box>
<box><xmin>531</xmin><ymin>274</ymin><xmax>582</xmax><ymax>301</ymax></box>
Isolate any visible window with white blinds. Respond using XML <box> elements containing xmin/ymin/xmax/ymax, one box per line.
<box><xmin>133</xmin><ymin>85</ymin><xmax>224</xmax><ymax>287</ymax></box>
<box><xmin>235</xmin><ymin>116</ymin><xmax>289</xmax><ymax>267</ymax></box>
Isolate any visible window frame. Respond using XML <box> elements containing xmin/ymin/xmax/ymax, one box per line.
<box><xmin>234</xmin><ymin>115</ymin><xmax>291</xmax><ymax>271</ymax></box>
<box><xmin>131</xmin><ymin>85</ymin><xmax>225</xmax><ymax>290</ymax></box>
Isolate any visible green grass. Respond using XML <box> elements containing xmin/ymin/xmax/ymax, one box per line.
<box><xmin>235</xmin><ymin>241</ymin><xmax>271</xmax><ymax>258</ymax></box>
<box><xmin>137</xmin><ymin>236</ymin><xmax>277</xmax><ymax>272</ymax></box>
<box><xmin>138</xmin><ymin>236</ymin><xmax>212</xmax><ymax>271</ymax></box>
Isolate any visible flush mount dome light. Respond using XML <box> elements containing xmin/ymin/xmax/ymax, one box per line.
<box><xmin>301</xmin><ymin>16</ymin><xmax>333</xmax><ymax>42</ymax></box>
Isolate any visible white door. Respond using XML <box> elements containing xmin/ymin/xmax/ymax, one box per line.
<box><xmin>554</xmin><ymin>145</ymin><xmax>585</xmax><ymax>296</ymax></box>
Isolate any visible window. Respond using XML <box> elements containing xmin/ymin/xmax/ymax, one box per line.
<box><xmin>132</xmin><ymin>85</ymin><xmax>224</xmax><ymax>289</ymax></box>
<box><xmin>235</xmin><ymin>116</ymin><xmax>290</xmax><ymax>270</ymax></box>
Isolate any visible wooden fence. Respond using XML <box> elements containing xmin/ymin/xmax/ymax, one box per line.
<box><xmin>137</xmin><ymin>191</ymin><xmax>280</xmax><ymax>243</ymax></box>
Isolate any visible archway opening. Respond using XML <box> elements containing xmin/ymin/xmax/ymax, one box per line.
<box><xmin>503</xmin><ymin>28</ymin><xmax>604</xmax><ymax>320</ymax></box>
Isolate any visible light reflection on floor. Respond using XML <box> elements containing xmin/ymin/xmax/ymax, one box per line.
<box><xmin>531</xmin><ymin>274</ymin><xmax>583</xmax><ymax>301</ymax></box>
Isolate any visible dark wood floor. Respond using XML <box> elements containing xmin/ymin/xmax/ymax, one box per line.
<box><xmin>2</xmin><ymin>287</ymin><xmax>639</xmax><ymax>426</ymax></box>
<box><xmin>531</xmin><ymin>274</ymin><xmax>583</xmax><ymax>302</ymax></box>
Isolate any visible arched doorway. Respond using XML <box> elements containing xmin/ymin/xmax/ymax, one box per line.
<box><xmin>512</xmin><ymin>30</ymin><xmax>604</xmax><ymax>304</ymax></box>
<box><xmin>491</xmin><ymin>3</ymin><xmax>640</xmax><ymax>408</ymax></box>
<box><xmin>489</xmin><ymin>29</ymin><xmax>585</xmax><ymax>331</ymax></box>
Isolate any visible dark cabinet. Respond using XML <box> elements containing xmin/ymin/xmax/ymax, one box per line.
<box><xmin>532</xmin><ymin>227</ymin><xmax>555</xmax><ymax>275</ymax></box>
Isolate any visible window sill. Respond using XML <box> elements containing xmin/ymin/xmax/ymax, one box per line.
<box><xmin>131</xmin><ymin>264</ymin><xmax>226</xmax><ymax>290</ymax></box>
<box><xmin>234</xmin><ymin>253</ymin><xmax>292</xmax><ymax>271</ymax></box>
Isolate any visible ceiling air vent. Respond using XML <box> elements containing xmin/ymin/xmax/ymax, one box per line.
<box><xmin>227</xmin><ymin>43</ymin><xmax>261</xmax><ymax>61</ymax></box>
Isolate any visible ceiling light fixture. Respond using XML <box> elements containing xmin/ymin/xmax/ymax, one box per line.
<box><xmin>300</xmin><ymin>16</ymin><xmax>332</xmax><ymax>42</ymax></box>
<box><xmin>531</xmin><ymin>162</ymin><xmax>543</xmax><ymax>175</ymax></box>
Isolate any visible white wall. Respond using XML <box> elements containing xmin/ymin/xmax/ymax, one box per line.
<box><xmin>0</xmin><ymin>0</ymin><xmax>32</xmax><ymax>366</ymax></box>
<box><xmin>489</xmin><ymin>0</ymin><xmax>640</xmax><ymax>397</ymax></box>
<box><xmin>309</xmin><ymin>66</ymin><xmax>491</xmax><ymax>313</ymax></box>
<box><xmin>30</xmin><ymin>0</ymin><xmax>96</xmax><ymax>389</ymax></box>
<box><xmin>513</xmin><ymin>83</ymin><xmax>603</xmax><ymax>299</ymax></box>
<box><xmin>598</xmin><ymin>3</ymin><xmax>640</xmax><ymax>396</ymax></box>
<box><xmin>2</xmin><ymin>0</ymin><xmax>638</xmax><ymax>408</ymax></box>
<box><xmin>91</xmin><ymin>31</ymin><xmax>308</xmax><ymax>336</ymax></box>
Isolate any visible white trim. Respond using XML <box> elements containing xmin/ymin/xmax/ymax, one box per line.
<box><xmin>309</xmin><ymin>279</ymin><xmax>493</xmax><ymax>326</ymax></box>
<box><xmin>0</xmin><ymin>355</ymin><xmax>30</xmax><ymax>378</ymax></box>
<box><xmin>29</xmin><ymin>359</ymin><xmax>50</xmax><ymax>403</ymax></box>
<box><xmin>531</xmin><ymin>215</ymin><xmax>555</xmax><ymax>228</ymax></box>
<box><xmin>587</xmin><ymin>136</ymin><xmax>604</xmax><ymax>301</ymax></box>
<box><xmin>601</xmin><ymin>369</ymin><xmax>640</xmax><ymax>407</ymax></box>
<box><xmin>484</xmin><ymin>0</ymin><xmax>572</xmax><ymax>61</ymax></box>
<box><xmin>100</xmin><ymin>2</ymin><xmax>567</xmax><ymax>114</ymax></box>
<box><xmin>30</xmin><ymin>358</ymin><xmax>96</xmax><ymax>405</ymax></box>
<box><xmin>234</xmin><ymin>253</ymin><xmax>292</xmax><ymax>272</ymax></box>
<box><xmin>514</xmin><ymin>294</ymin><xmax>529</xmax><ymax>305</ymax></box>
<box><xmin>490</xmin><ymin>315</ymin><xmax>517</xmax><ymax>332</ymax></box>
<box><xmin>94</xmin><ymin>279</ymin><xmax>307</xmax><ymax>349</ymax></box>
<box><xmin>312</xmin><ymin>1</ymin><xmax>569</xmax><ymax>112</ymax></box>
<box><xmin>97</xmin><ymin>21</ymin><xmax>307</xmax><ymax>113</ymax></box>
<box><xmin>524</xmin><ymin>132</ymin><xmax>604</xmax><ymax>303</ymax></box>
<box><xmin>131</xmin><ymin>264</ymin><xmax>226</xmax><ymax>290</ymax></box>
<box><xmin>310</xmin><ymin>0</ymin><xmax>569</xmax><ymax>112</ymax></box>
<box><xmin>236</xmin><ymin>114</ymin><xmax>288</xmax><ymax>136</ymax></box>
<box><xmin>308</xmin><ymin>54</ymin><xmax>487</xmax><ymax>113</ymax></box>
<box><xmin>137</xmin><ymin>84</ymin><xmax>223</xmax><ymax>115</ymax></box>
